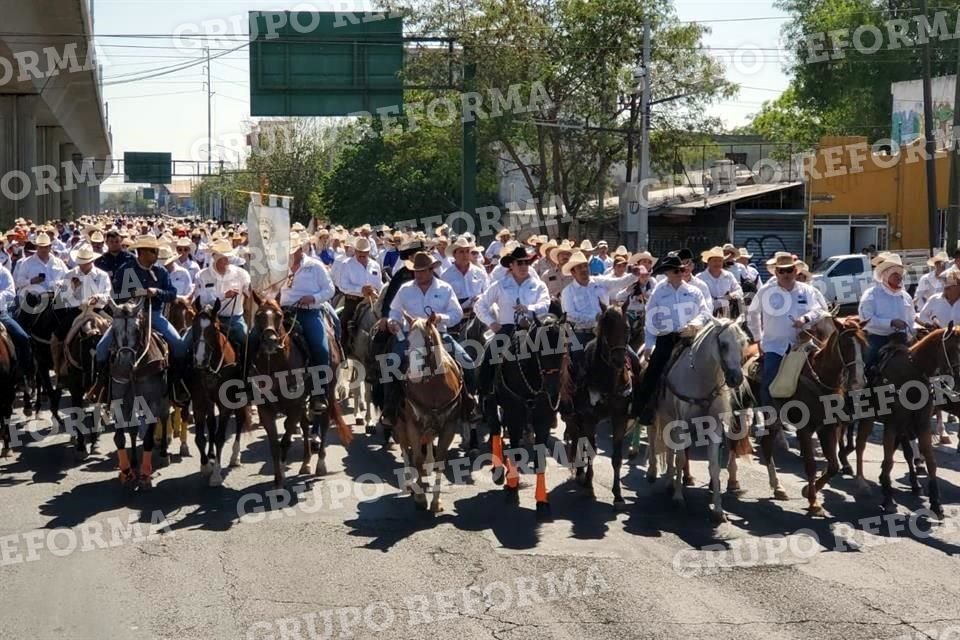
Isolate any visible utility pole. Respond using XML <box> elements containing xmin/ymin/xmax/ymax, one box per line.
<box><xmin>637</xmin><ymin>20</ymin><xmax>651</xmax><ymax>251</ymax></box>
<box><xmin>205</xmin><ymin>46</ymin><xmax>212</xmax><ymax>178</ymax></box>
<box><xmin>948</xmin><ymin>35</ymin><xmax>960</xmax><ymax>252</ymax></box>
<box><xmin>461</xmin><ymin>47</ymin><xmax>477</xmax><ymax>221</ymax></box>
<box><xmin>921</xmin><ymin>0</ymin><xmax>939</xmax><ymax>255</ymax></box>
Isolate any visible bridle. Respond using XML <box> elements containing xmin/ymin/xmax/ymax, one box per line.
<box><xmin>497</xmin><ymin>320</ymin><xmax>566</xmax><ymax>412</ymax></box>
<box><xmin>402</xmin><ymin>320</ymin><xmax>463</xmax><ymax>430</ymax></box>
<box><xmin>801</xmin><ymin>326</ymin><xmax>865</xmax><ymax>391</ymax></box>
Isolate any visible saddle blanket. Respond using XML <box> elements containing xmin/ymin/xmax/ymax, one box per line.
<box><xmin>769</xmin><ymin>343</ymin><xmax>815</xmax><ymax>399</ymax></box>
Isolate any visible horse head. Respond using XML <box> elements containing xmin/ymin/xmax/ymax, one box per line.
<box><xmin>715</xmin><ymin>318</ymin><xmax>748</xmax><ymax>388</ymax></box>
<box><xmin>110</xmin><ymin>299</ymin><xmax>145</xmax><ymax>379</ymax></box>
<box><xmin>831</xmin><ymin>317</ymin><xmax>867</xmax><ymax>391</ymax></box>
<box><xmin>192</xmin><ymin>300</ymin><xmax>223</xmax><ymax>369</ymax></box>
<box><xmin>597</xmin><ymin>303</ymin><xmax>628</xmax><ymax>353</ymax></box>
<box><xmin>531</xmin><ymin>315</ymin><xmax>569</xmax><ymax>404</ymax></box>
<box><xmin>406</xmin><ymin>314</ymin><xmax>444</xmax><ymax>383</ymax></box>
<box><xmin>939</xmin><ymin>321</ymin><xmax>960</xmax><ymax>381</ymax></box>
<box><xmin>253</xmin><ymin>298</ymin><xmax>285</xmax><ymax>357</ymax></box>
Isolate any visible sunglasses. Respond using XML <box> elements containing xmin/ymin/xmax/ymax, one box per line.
<box><xmin>669</xmin><ymin>268</ymin><xmax>683</xmax><ymax>275</ymax></box>
<box><xmin>777</xmin><ymin>267</ymin><xmax>796</xmax><ymax>274</ymax></box>
<box><xmin>177</xmin><ymin>247</ymin><xmax>191</xmax><ymax>252</ymax></box>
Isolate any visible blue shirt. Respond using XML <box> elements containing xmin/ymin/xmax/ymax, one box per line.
<box><xmin>95</xmin><ymin>250</ymin><xmax>135</xmax><ymax>277</ymax></box>
<box><xmin>112</xmin><ymin>260</ymin><xmax>177</xmax><ymax>313</ymax></box>
<box><xmin>319</xmin><ymin>248</ymin><xmax>336</xmax><ymax>266</ymax></box>
<box><xmin>381</xmin><ymin>249</ymin><xmax>400</xmax><ymax>273</ymax></box>
<box><xmin>588</xmin><ymin>255</ymin><xmax>606</xmax><ymax>276</ymax></box>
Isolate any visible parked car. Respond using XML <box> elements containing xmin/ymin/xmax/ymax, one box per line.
<box><xmin>810</xmin><ymin>251</ymin><xmax>931</xmax><ymax>311</ymax></box>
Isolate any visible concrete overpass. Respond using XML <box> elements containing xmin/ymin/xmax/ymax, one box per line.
<box><xmin>0</xmin><ymin>0</ymin><xmax>112</xmax><ymax>226</ymax></box>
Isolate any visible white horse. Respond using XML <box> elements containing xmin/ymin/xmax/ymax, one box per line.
<box><xmin>648</xmin><ymin>318</ymin><xmax>750</xmax><ymax>524</ymax></box>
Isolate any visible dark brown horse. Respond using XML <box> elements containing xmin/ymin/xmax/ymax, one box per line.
<box><xmin>760</xmin><ymin>319</ymin><xmax>867</xmax><ymax>515</ymax></box>
<box><xmin>562</xmin><ymin>304</ymin><xmax>634</xmax><ymax>509</ymax></box>
<box><xmin>59</xmin><ymin>304</ymin><xmax>110</xmax><ymax>458</ymax></box>
<box><xmin>167</xmin><ymin>297</ymin><xmax>196</xmax><ymax>333</ymax></box>
<box><xmin>189</xmin><ymin>300</ymin><xmax>251</xmax><ymax>487</ymax></box>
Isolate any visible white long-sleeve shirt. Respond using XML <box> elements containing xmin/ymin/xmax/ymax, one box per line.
<box><xmin>388</xmin><ymin>278</ymin><xmax>462</xmax><ymax>333</ymax></box>
<box><xmin>684</xmin><ymin>274</ymin><xmax>711</xmax><ymax>302</ymax></box>
<box><xmin>858</xmin><ymin>284</ymin><xmax>916</xmax><ymax>337</ymax></box>
<box><xmin>176</xmin><ymin>256</ymin><xmax>201</xmax><ymax>282</ymax></box>
<box><xmin>14</xmin><ymin>253</ymin><xmax>67</xmax><ymax>298</ymax></box>
<box><xmin>279</xmin><ymin>255</ymin><xmax>335</xmax><ymax>310</ymax></box>
<box><xmin>746</xmin><ymin>280</ymin><xmax>829</xmax><ymax>356</ymax></box>
<box><xmin>58</xmin><ymin>266</ymin><xmax>112</xmax><ymax>309</ymax></box>
<box><xmin>914</xmin><ymin>270</ymin><xmax>944</xmax><ymax>310</ymax></box>
<box><xmin>337</xmin><ymin>257</ymin><xmax>382</xmax><ymax>297</ymax></box>
<box><xmin>560</xmin><ymin>279</ymin><xmax>610</xmax><ymax>330</ymax></box>
<box><xmin>475</xmin><ymin>274</ymin><xmax>551</xmax><ymax>327</ymax></box>
<box><xmin>167</xmin><ymin>263</ymin><xmax>194</xmax><ymax>297</ymax></box>
<box><xmin>440</xmin><ymin>263</ymin><xmax>489</xmax><ymax>310</ymax></box>
<box><xmin>194</xmin><ymin>264</ymin><xmax>251</xmax><ymax>317</ymax></box>
<box><xmin>919</xmin><ymin>292</ymin><xmax>960</xmax><ymax>327</ymax></box>
<box><xmin>594</xmin><ymin>272</ymin><xmax>637</xmax><ymax>302</ymax></box>
<box><xmin>645</xmin><ymin>279</ymin><xmax>712</xmax><ymax>339</ymax></box>
<box><xmin>0</xmin><ymin>265</ymin><xmax>15</xmax><ymax>313</ymax></box>
<box><xmin>696</xmin><ymin>269</ymin><xmax>743</xmax><ymax>312</ymax></box>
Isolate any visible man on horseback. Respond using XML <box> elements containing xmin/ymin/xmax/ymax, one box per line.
<box><xmin>475</xmin><ymin>245</ymin><xmax>552</xmax><ymax>432</ymax></box>
<box><xmin>859</xmin><ymin>253</ymin><xmax>915</xmax><ymax>371</ymax></box>
<box><xmin>90</xmin><ymin>235</ymin><xmax>188</xmax><ymax>398</ymax></box>
<box><xmin>632</xmin><ymin>253</ymin><xmax>713</xmax><ymax>424</ymax></box>
<box><xmin>93</xmin><ymin>229</ymin><xmax>135</xmax><ymax>278</ymax></box>
<box><xmin>184</xmin><ymin>239</ymin><xmax>251</xmax><ymax>363</ymax></box>
<box><xmin>440</xmin><ymin>236</ymin><xmax>489</xmax><ymax>340</ymax></box>
<box><xmin>0</xmin><ymin>262</ymin><xmax>34</xmax><ymax>387</ymax></box>
<box><xmin>697</xmin><ymin>246</ymin><xmax>744</xmax><ymax>318</ymax></box>
<box><xmin>337</xmin><ymin>237</ymin><xmax>383</xmax><ymax>350</ymax></box>
<box><xmin>52</xmin><ymin>246</ymin><xmax>112</xmax><ymax>372</ymax></box>
<box><xmin>381</xmin><ymin>251</ymin><xmax>472</xmax><ymax>426</ymax></box>
<box><xmin>745</xmin><ymin>252</ymin><xmax>829</xmax><ymax>410</ymax></box>
<box><xmin>560</xmin><ymin>250</ymin><xmax>639</xmax><ymax>350</ymax></box>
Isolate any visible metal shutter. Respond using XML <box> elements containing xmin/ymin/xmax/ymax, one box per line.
<box><xmin>733</xmin><ymin>216</ymin><xmax>806</xmax><ymax>275</ymax></box>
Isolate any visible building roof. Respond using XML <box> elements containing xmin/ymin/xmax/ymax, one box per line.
<box><xmin>666</xmin><ymin>181</ymin><xmax>803</xmax><ymax>212</ymax></box>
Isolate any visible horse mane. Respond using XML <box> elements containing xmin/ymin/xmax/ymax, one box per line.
<box><xmin>409</xmin><ymin>316</ymin><xmax>455</xmax><ymax>374</ymax></box>
<box><xmin>910</xmin><ymin>326</ymin><xmax>952</xmax><ymax>357</ymax></box>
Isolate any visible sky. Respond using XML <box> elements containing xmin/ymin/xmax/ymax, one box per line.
<box><xmin>92</xmin><ymin>0</ymin><xmax>792</xmax><ymax>191</ymax></box>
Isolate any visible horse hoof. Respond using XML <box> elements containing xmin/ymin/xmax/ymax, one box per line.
<box><xmin>939</xmin><ymin>434</ymin><xmax>952</xmax><ymax>445</ymax></box>
<box><xmin>807</xmin><ymin>504</ymin><xmax>825</xmax><ymax>517</ymax></box>
<box><xmin>229</xmin><ymin>454</ymin><xmax>240</xmax><ymax>468</ymax></box>
<box><xmin>773</xmin><ymin>488</ymin><xmax>789</xmax><ymax>501</ymax></box>
<box><xmin>801</xmin><ymin>485</ymin><xmax>810</xmax><ymax>499</ymax></box>
<box><xmin>179</xmin><ymin>444</ymin><xmax>191</xmax><ymax>457</ymax></box>
<box><xmin>316</xmin><ymin>460</ymin><xmax>327</xmax><ymax>476</ymax></box>
<box><xmin>309</xmin><ymin>437</ymin><xmax>321</xmax><ymax>455</ymax></box>
<box><xmin>157</xmin><ymin>454</ymin><xmax>170</xmax><ymax>469</ymax></box>
<box><xmin>298</xmin><ymin>463</ymin><xmax>311</xmax><ymax>475</ymax></box>
<box><xmin>916</xmin><ymin>465</ymin><xmax>927</xmax><ymax>477</ymax></box>
<box><xmin>414</xmin><ymin>496</ymin><xmax>428</xmax><ymax>511</ymax></box>
<box><xmin>75</xmin><ymin>447</ymin><xmax>88</xmax><ymax>461</ymax></box>
<box><xmin>932</xmin><ymin>504</ymin><xmax>945</xmax><ymax>520</ymax></box>
<box><xmin>725</xmin><ymin>482</ymin><xmax>742</xmax><ymax>495</ymax></box>
<box><xmin>504</xmin><ymin>486</ymin><xmax>519</xmax><ymax>505</ymax></box>
<box><xmin>364</xmin><ymin>424</ymin><xmax>376</xmax><ymax>435</ymax></box>
<box><xmin>613</xmin><ymin>498</ymin><xmax>627</xmax><ymax>511</ymax></box>
<box><xmin>711</xmin><ymin>510</ymin><xmax>728</xmax><ymax>525</ymax></box>
<box><xmin>881</xmin><ymin>500</ymin><xmax>896</xmax><ymax>514</ymax></box>
<box><xmin>840</xmin><ymin>464</ymin><xmax>853</xmax><ymax>476</ymax></box>
<box><xmin>1</xmin><ymin>446</ymin><xmax>10</xmax><ymax>458</ymax></box>
<box><xmin>575</xmin><ymin>471</ymin><xmax>587</xmax><ymax>487</ymax></box>
<box><xmin>209</xmin><ymin>472</ymin><xmax>223</xmax><ymax>487</ymax></box>
<box><xmin>646</xmin><ymin>473</ymin><xmax>656</xmax><ymax>485</ymax></box>
<box><xmin>430</xmin><ymin>501</ymin><xmax>443</xmax><ymax>514</ymax></box>
<box><xmin>627</xmin><ymin>446</ymin><xmax>638</xmax><ymax>459</ymax></box>
<box><xmin>200</xmin><ymin>462</ymin><xmax>212</xmax><ymax>476</ymax></box>
<box><xmin>491</xmin><ymin>468</ymin><xmax>504</xmax><ymax>486</ymax></box>
<box><xmin>536</xmin><ymin>502</ymin><xmax>553</xmax><ymax>521</ymax></box>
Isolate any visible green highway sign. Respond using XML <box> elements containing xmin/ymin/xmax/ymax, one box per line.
<box><xmin>142</xmin><ymin>188</ymin><xmax>156</xmax><ymax>200</ymax></box>
<box><xmin>249</xmin><ymin>11</ymin><xmax>404</xmax><ymax>117</ymax></box>
<box><xmin>124</xmin><ymin>152</ymin><xmax>172</xmax><ymax>184</ymax></box>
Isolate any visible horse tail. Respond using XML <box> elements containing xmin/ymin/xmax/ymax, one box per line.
<box><xmin>328</xmin><ymin>387</ymin><xmax>353</xmax><ymax>446</ymax></box>
<box><xmin>729</xmin><ymin>432</ymin><xmax>754</xmax><ymax>458</ymax></box>
<box><xmin>649</xmin><ymin>412</ymin><xmax>667</xmax><ymax>467</ymax></box>
<box><xmin>558</xmin><ymin>351</ymin><xmax>574</xmax><ymax>406</ymax></box>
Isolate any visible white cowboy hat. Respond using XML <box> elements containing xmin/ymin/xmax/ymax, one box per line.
<box><xmin>561</xmin><ymin>250</ymin><xmax>590</xmax><ymax>276</ymax></box>
<box><xmin>597</xmin><ymin>240</ymin><xmax>609</xmax><ymax>249</ymax></box>
<box><xmin>944</xmin><ymin>269</ymin><xmax>960</xmax><ymax>287</ymax></box>
<box><xmin>129</xmin><ymin>234</ymin><xmax>161</xmax><ymax>251</ymax></box>
<box><xmin>928</xmin><ymin>251</ymin><xmax>949</xmax><ymax>267</ymax></box>
<box><xmin>737</xmin><ymin>248</ymin><xmax>752</xmax><ymax>260</ymax></box>
<box><xmin>700</xmin><ymin>246</ymin><xmax>726</xmax><ymax>262</ymax></box>
<box><xmin>445</xmin><ymin>236</ymin><xmax>476</xmax><ymax>257</ymax></box>
<box><xmin>579</xmin><ymin>239</ymin><xmax>596</xmax><ymax>252</ymax></box>
<box><xmin>538</xmin><ymin>239</ymin><xmax>558</xmax><ymax>259</ymax></box>
<box><xmin>629</xmin><ymin>250</ymin><xmax>656</xmax><ymax>266</ymax></box>
<box><xmin>499</xmin><ymin>240</ymin><xmax>522</xmax><ymax>258</ymax></box>
<box><xmin>765</xmin><ymin>251</ymin><xmax>802</xmax><ymax>275</ymax></box>
<box><xmin>34</xmin><ymin>232</ymin><xmax>52</xmax><ymax>247</ymax></box>
<box><xmin>70</xmin><ymin>245</ymin><xmax>100</xmax><ymax>265</ymax></box>
<box><xmin>873</xmin><ymin>253</ymin><xmax>904</xmax><ymax>282</ymax></box>
<box><xmin>158</xmin><ymin>245</ymin><xmax>177</xmax><ymax>266</ymax></box>
<box><xmin>722</xmin><ymin>243</ymin><xmax>738</xmax><ymax>256</ymax></box>
<box><xmin>870</xmin><ymin>251</ymin><xmax>893</xmax><ymax>268</ymax></box>
<box><xmin>548</xmin><ymin>240</ymin><xmax>575</xmax><ymax>264</ymax></box>
<box><xmin>354</xmin><ymin>237</ymin><xmax>372</xmax><ymax>253</ymax></box>
<box><xmin>209</xmin><ymin>238</ymin><xmax>236</xmax><ymax>258</ymax></box>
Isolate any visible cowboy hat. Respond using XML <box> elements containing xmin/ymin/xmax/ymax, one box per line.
<box><xmin>873</xmin><ymin>253</ymin><xmax>904</xmax><ymax>282</ymax></box>
<box><xmin>579</xmin><ymin>239</ymin><xmax>596</xmax><ymax>253</ymax></box>
<box><xmin>597</xmin><ymin>240</ymin><xmax>609</xmax><ymax>249</ymax></box>
<box><xmin>446</xmin><ymin>236</ymin><xmax>476</xmax><ymax>257</ymax></box>
<box><xmin>354</xmin><ymin>237</ymin><xmax>372</xmax><ymax>253</ymax></box>
<box><xmin>291</xmin><ymin>222</ymin><xmax>306</xmax><ymax>232</ymax></box>
<box><xmin>360</xmin><ymin>223</ymin><xmax>372</xmax><ymax>233</ymax></box>
<box><xmin>701</xmin><ymin>246</ymin><xmax>726</xmax><ymax>262</ymax></box>
<box><xmin>612</xmin><ymin>245</ymin><xmax>630</xmax><ymax>259</ymax></box>
<box><xmin>737</xmin><ymin>248</ymin><xmax>752</xmax><ymax>260</ymax></box>
<box><xmin>722</xmin><ymin>243</ymin><xmax>738</xmax><ymax>256</ymax></box>
<box><xmin>928</xmin><ymin>251</ymin><xmax>950</xmax><ymax>267</ymax></box>
<box><xmin>538</xmin><ymin>239</ymin><xmax>558</xmax><ymax>259</ymax></box>
<box><xmin>209</xmin><ymin>238</ymin><xmax>236</xmax><ymax>257</ymax></box>
<box><xmin>399</xmin><ymin>239</ymin><xmax>426</xmax><ymax>258</ymax></box>
<box><xmin>765</xmin><ymin>251</ymin><xmax>802</xmax><ymax>274</ymax></box>
<box><xmin>562</xmin><ymin>251</ymin><xmax>590</xmax><ymax>276</ymax></box>
<box><xmin>944</xmin><ymin>269</ymin><xmax>960</xmax><ymax>287</ymax></box>
<box><xmin>158</xmin><ymin>245</ymin><xmax>177</xmax><ymax>266</ymax></box>
<box><xmin>434</xmin><ymin>224</ymin><xmax>449</xmax><ymax>237</ymax></box>
<box><xmin>548</xmin><ymin>240</ymin><xmax>575</xmax><ymax>264</ymax></box>
<box><xmin>676</xmin><ymin>248</ymin><xmax>694</xmax><ymax>262</ymax></box>
<box><xmin>496</xmin><ymin>228</ymin><xmax>513</xmax><ymax>240</ymax></box>
<box><xmin>129</xmin><ymin>234</ymin><xmax>162</xmax><ymax>251</ymax></box>
<box><xmin>525</xmin><ymin>234</ymin><xmax>545</xmax><ymax>247</ymax></box>
<box><xmin>500</xmin><ymin>245</ymin><xmax>536</xmax><ymax>268</ymax></box>
<box><xmin>629</xmin><ymin>250</ymin><xmax>656</xmax><ymax>266</ymax></box>
<box><xmin>870</xmin><ymin>251</ymin><xmax>893</xmax><ymax>268</ymax></box>
<box><xmin>651</xmin><ymin>254</ymin><xmax>684</xmax><ymax>277</ymax></box>
<box><xmin>404</xmin><ymin>251</ymin><xmax>441</xmax><ymax>272</ymax></box>
<box><xmin>71</xmin><ymin>245</ymin><xmax>100</xmax><ymax>265</ymax></box>
<box><xmin>34</xmin><ymin>232</ymin><xmax>52</xmax><ymax>247</ymax></box>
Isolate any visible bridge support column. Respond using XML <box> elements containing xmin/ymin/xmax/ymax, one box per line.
<box><xmin>0</xmin><ymin>95</ymin><xmax>40</xmax><ymax>227</ymax></box>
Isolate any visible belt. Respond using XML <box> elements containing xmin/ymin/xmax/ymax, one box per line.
<box><xmin>344</xmin><ymin>294</ymin><xmax>364</xmax><ymax>302</ymax></box>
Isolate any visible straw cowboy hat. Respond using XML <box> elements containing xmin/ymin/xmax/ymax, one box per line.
<box><xmin>870</xmin><ymin>251</ymin><xmax>893</xmax><ymax>268</ymax></box>
<box><xmin>499</xmin><ymin>240</ymin><xmax>522</xmax><ymax>258</ymax></box>
<box><xmin>613</xmin><ymin>245</ymin><xmax>630</xmax><ymax>259</ymax></box>
<box><xmin>158</xmin><ymin>245</ymin><xmax>177</xmax><ymax>266</ymax></box>
<box><xmin>538</xmin><ymin>239</ymin><xmax>557</xmax><ymax>259</ymax></box>
<box><xmin>291</xmin><ymin>222</ymin><xmax>306</xmax><ymax>232</ymax></box>
<box><xmin>209</xmin><ymin>238</ymin><xmax>236</xmax><ymax>257</ymax></box>
<box><xmin>873</xmin><ymin>253</ymin><xmax>904</xmax><ymax>282</ymax></box>
<box><xmin>496</xmin><ymin>228</ymin><xmax>513</xmax><ymax>240</ymax></box>
<box><xmin>629</xmin><ymin>250</ymin><xmax>656</xmax><ymax>266</ymax></box>
<box><xmin>597</xmin><ymin>240</ymin><xmax>609</xmax><ymax>249</ymax></box>
<box><xmin>944</xmin><ymin>269</ymin><xmax>960</xmax><ymax>287</ymax></box>
<box><xmin>500</xmin><ymin>245</ymin><xmax>536</xmax><ymax>268</ymax></box>
<box><xmin>175</xmin><ymin>236</ymin><xmax>196</xmax><ymax>252</ymax></box>
<box><xmin>525</xmin><ymin>234</ymin><xmax>546</xmax><ymax>247</ymax></box>
<box><xmin>928</xmin><ymin>251</ymin><xmax>949</xmax><ymax>267</ymax></box>
<box><xmin>579</xmin><ymin>239</ymin><xmax>596</xmax><ymax>253</ymax></box>
<box><xmin>445</xmin><ymin>236</ymin><xmax>476</xmax><ymax>257</ymax></box>
<box><xmin>736</xmin><ymin>248</ymin><xmax>752</xmax><ymax>261</ymax></box>
<box><xmin>700</xmin><ymin>246</ymin><xmax>726</xmax><ymax>262</ymax></box>
<box><xmin>71</xmin><ymin>246</ymin><xmax>100</xmax><ymax>265</ymax></box>
<box><xmin>404</xmin><ymin>251</ymin><xmax>441</xmax><ymax>272</ymax></box>
<box><xmin>549</xmin><ymin>240</ymin><xmax>575</xmax><ymax>263</ymax></box>
<box><xmin>561</xmin><ymin>251</ymin><xmax>590</xmax><ymax>276</ymax></box>
<box><xmin>129</xmin><ymin>235</ymin><xmax>161</xmax><ymax>251</ymax></box>
<box><xmin>434</xmin><ymin>224</ymin><xmax>449</xmax><ymax>237</ymax></box>
<box><xmin>722</xmin><ymin>243</ymin><xmax>738</xmax><ymax>257</ymax></box>
<box><xmin>89</xmin><ymin>230</ymin><xmax>105</xmax><ymax>244</ymax></box>
<box><xmin>765</xmin><ymin>251</ymin><xmax>803</xmax><ymax>275</ymax></box>
<box><xmin>354</xmin><ymin>237</ymin><xmax>372</xmax><ymax>253</ymax></box>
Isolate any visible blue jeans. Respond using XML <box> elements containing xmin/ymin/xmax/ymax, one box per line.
<box><xmin>761</xmin><ymin>351</ymin><xmax>783</xmax><ymax>409</ymax></box>
<box><xmin>865</xmin><ymin>333</ymin><xmax>891</xmax><ymax>370</ymax></box>
<box><xmin>96</xmin><ymin>311</ymin><xmax>185</xmax><ymax>364</ymax></box>
<box><xmin>320</xmin><ymin>302</ymin><xmax>341</xmax><ymax>345</ymax></box>
<box><xmin>183</xmin><ymin>315</ymin><xmax>248</xmax><ymax>355</ymax></box>
<box><xmin>249</xmin><ymin>309</ymin><xmax>330</xmax><ymax>369</ymax></box>
<box><xmin>1</xmin><ymin>315</ymin><xmax>34</xmax><ymax>375</ymax></box>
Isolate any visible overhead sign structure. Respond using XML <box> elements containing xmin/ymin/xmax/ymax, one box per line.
<box><xmin>124</xmin><ymin>152</ymin><xmax>172</xmax><ymax>184</ymax></box>
<box><xmin>248</xmin><ymin>11</ymin><xmax>404</xmax><ymax>117</ymax></box>
<box><xmin>142</xmin><ymin>188</ymin><xmax>156</xmax><ymax>200</ymax></box>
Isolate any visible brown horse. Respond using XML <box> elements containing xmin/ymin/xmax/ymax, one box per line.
<box><xmin>394</xmin><ymin>313</ymin><xmax>463</xmax><ymax>513</ymax></box>
<box><xmin>760</xmin><ymin>319</ymin><xmax>866</xmax><ymax>515</ymax></box>
<box><xmin>167</xmin><ymin>297</ymin><xmax>196</xmax><ymax>333</ymax></box>
<box><xmin>562</xmin><ymin>304</ymin><xmax>634</xmax><ymax>509</ymax></box>
<box><xmin>249</xmin><ymin>294</ymin><xmax>350</xmax><ymax>487</ymax></box>
<box><xmin>0</xmin><ymin>325</ymin><xmax>17</xmax><ymax>459</ymax></box>
<box><xmin>871</xmin><ymin>326</ymin><xmax>960</xmax><ymax>518</ymax></box>
<box><xmin>188</xmin><ymin>300</ymin><xmax>251</xmax><ymax>487</ymax></box>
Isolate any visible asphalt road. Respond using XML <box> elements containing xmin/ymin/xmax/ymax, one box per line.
<box><xmin>2</xmin><ymin>403</ymin><xmax>960</xmax><ymax>640</ymax></box>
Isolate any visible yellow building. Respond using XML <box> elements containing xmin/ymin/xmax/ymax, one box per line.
<box><xmin>808</xmin><ymin>135</ymin><xmax>951</xmax><ymax>259</ymax></box>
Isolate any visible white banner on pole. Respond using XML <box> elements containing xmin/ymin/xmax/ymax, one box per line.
<box><xmin>246</xmin><ymin>193</ymin><xmax>290</xmax><ymax>296</ymax></box>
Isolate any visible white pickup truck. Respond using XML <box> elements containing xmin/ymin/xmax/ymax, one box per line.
<box><xmin>809</xmin><ymin>251</ymin><xmax>932</xmax><ymax>309</ymax></box>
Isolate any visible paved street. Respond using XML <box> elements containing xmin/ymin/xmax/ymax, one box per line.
<box><xmin>1</xmin><ymin>406</ymin><xmax>959</xmax><ymax>640</ymax></box>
